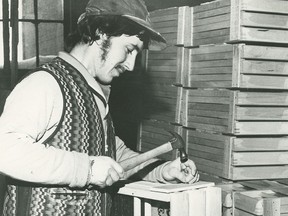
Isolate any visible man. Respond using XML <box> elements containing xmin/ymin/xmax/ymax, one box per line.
<box><xmin>0</xmin><ymin>0</ymin><xmax>199</xmax><ymax>215</ymax></box>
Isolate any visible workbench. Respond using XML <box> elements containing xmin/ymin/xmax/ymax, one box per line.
<box><xmin>117</xmin><ymin>180</ymin><xmax>221</xmax><ymax>216</ymax></box>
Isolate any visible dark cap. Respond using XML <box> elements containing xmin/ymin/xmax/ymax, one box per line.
<box><xmin>78</xmin><ymin>0</ymin><xmax>167</xmax><ymax>50</ymax></box>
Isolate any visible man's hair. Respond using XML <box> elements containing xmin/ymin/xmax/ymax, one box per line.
<box><xmin>65</xmin><ymin>15</ymin><xmax>150</xmax><ymax>52</ymax></box>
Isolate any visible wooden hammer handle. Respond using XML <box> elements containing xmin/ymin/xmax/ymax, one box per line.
<box><xmin>119</xmin><ymin>142</ymin><xmax>173</xmax><ymax>171</ymax></box>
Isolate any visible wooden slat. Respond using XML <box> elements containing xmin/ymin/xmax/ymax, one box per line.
<box><xmin>231</xmin><ymin>166</ymin><xmax>288</xmax><ymax>180</ymax></box>
<box><xmin>239</xmin><ymin>0</ymin><xmax>288</xmax><ymax>14</ymax></box>
<box><xmin>235</xmin><ymin>107</ymin><xmax>288</xmax><ymax>120</ymax></box>
<box><xmin>232</xmin><ymin>137</ymin><xmax>288</xmax><ymax>151</ymax></box>
<box><xmin>232</xmin><ymin>152</ymin><xmax>288</xmax><ymax>166</ymax></box>
<box><xmin>193</xmin><ymin>0</ymin><xmax>230</xmax><ymax>14</ymax></box>
<box><xmin>242</xmin><ymin>12</ymin><xmax>288</xmax><ymax>29</ymax></box>
<box><xmin>242</xmin><ymin>61</ymin><xmax>288</xmax><ymax>76</ymax></box>
<box><xmin>239</xmin><ymin>27</ymin><xmax>288</xmax><ymax>44</ymax></box>
<box><xmin>235</xmin><ymin>91</ymin><xmax>288</xmax><ymax>106</ymax></box>
<box><xmin>242</xmin><ymin>45</ymin><xmax>288</xmax><ymax>60</ymax></box>
<box><xmin>231</xmin><ymin>121</ymin><xmax>288</xmax><ymax>135</ymax></box>
<box><xmin>187</xmin><ymin>189</ymin><xmax>206</xmax><ymax>216</ymax></box>
<box><xmin>170</xmin><ymin>192</ymin><xmax>189</xmax><ymax>216</ymax></box>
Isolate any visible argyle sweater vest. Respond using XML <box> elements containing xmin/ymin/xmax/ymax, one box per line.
<box><xmin>4</xmin><ymin>57</ymin><xmax>116</xmax><ymax>216</ymax></box>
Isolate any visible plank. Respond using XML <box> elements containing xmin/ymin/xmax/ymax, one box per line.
<box><xmin>153</xmin><ymin>20</ymin><xmax>178</xmax><ymax>29</ymax></box>
<box><xmin>150</xmin><ymin>181</ymin><xmax>214</xmax><ymax>193</ymax></box>
<box><xmin>242</xmin><ymin>61</ymin><xmax>288</xmax><ymax>75</ymax></box>
<box><xmin>231</xmin><ymin>121</ymin><xmax>288</xmax><ymax>135</ymax></box>
<box><xmin>193</xmin><ymin>20</ymin><xmax>230</xmax><ymax>33</ymax></box>
<box><xmin>187</xmin><ymin>189</ymin><xmax>206</xmax><ymax>216</ymax></box>
<box><xmin>191</xmin><ymin>50</ymin><xmax>233</xmax><ymax>61</ymax></box>
<box><xmin>234</xmin><ymin>208</ymin><xmax>255</xmax><ymax>216</ymax></box>
<box><xmin>232</xmin><ymin>152</ymin><xmax>288</xmax><ymax>166</ymax></box>
<box><xmin>242</xmin><ymin>12</ymin><xmax>288</xmax><ymax>29</ymax></box>
<box><xmin>232</xmin><ymin>137</ymin><xmax>288</xmax><ymax>151</ymax></box>
<box><xmin>239</xmin><ymin>27</ymin><xmax>288</xmax><ymax>44</ymax></box>
<box><xmin>188</xmin><ymin>115</ymin><xmax>228</xmax><ymax>127</ymax></box>
<box><xmin>242</xmin><ymin>45</ymin><xmax>288</xmax><ymax>60</ymax></box>
<box><xmin>151</xmin><ymin>14</ymin><xmax>178</xmax><ymax>23</ymax></box>
<box><xmin>239</xmin><ymin>0</ymin><xmax>288</xmax><ymax>14</ymax></box>
<box><xmin>170</xmin><ymin>192</ymin><xmax>189</xmax><ymax>216</ymax></box>
<box><xmin>186</xmin><ymin>121</ymin><xmax>228</xmax><ymax>133</ymax></box>
<box><xmin>188</xmin><ymin>147</ymin><xmax>226</xmax><ymax>163</ymax></box>
<box><xmin>235</xmin><ymin>107</ymin><xmax>288</xmax><ymax>120</ymax></box>
<box><xmin>235</xmin><ymin>91</ymin><xmax>288</xmax><ymax>106</ymax></box>
<box><xmin>193</xmin><ymin>0</ymin><xmax>230</xmax><ymax>14</ymax></box>
<box><xmin>150</xmin><ymin>7</ymin><xmax>179</xmax><ymax>18</ymax></box>
<box><xmin>193</xmin><ymin>13</ymin><xmax>230</xmax><ymax>27</ymax></box>
<box><xmin>194</xmin><ymin>6</ymin><xmax>230</xmax><ymax>20</ymax></box>
<box><xmin>205</xmin><ymin>187</ymin><xmax>222</xmax><ymax>216</ymax></box>
<box><xmin>231</xmin><ymin>166</ymin><xmax>288</xmax><ymax>180</ymax></box>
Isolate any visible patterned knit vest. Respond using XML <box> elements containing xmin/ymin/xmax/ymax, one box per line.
<box><xmin>4</xmin><ymin>57</ymin><xmax>116</xmax><ymax>216</ymax></box>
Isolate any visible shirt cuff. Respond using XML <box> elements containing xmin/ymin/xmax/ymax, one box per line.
<box><xmin>68</xmin><ymin>151</ymin><xmax>90</xmax><ymax>188</ymax></box>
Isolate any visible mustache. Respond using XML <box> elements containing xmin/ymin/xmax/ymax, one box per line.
<box><xmin>115</xmin><ymin>65</ymin><xmax>127</xmax><ymax>73</ymax></box>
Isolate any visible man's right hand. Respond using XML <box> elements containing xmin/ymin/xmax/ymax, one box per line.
<box><xmin>88</xmin><ymin>156</ymin><xmax>124</xmax><ymax>188</ymax></box>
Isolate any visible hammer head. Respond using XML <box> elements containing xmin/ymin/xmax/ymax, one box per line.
<box><xmin>168</xmin><ymin>131</ymin><xmax>188</xmax><ymax>163</ymax></box>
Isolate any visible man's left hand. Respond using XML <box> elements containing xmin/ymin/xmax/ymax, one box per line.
<box><xmin>162</xmin><ymin>158</ymin><xmax>199</xmax><ymax>184</ymax></box>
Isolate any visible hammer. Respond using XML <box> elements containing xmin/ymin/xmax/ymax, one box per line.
<box><xmin>119</xmin><ymin>131</ymin><xmax>188</xmax><ymax>172</ymax></box>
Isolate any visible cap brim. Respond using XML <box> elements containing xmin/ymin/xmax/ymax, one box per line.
<box><xmin>123</xmin><ymin>15</ymin><xmax>167</xmax><ymax>51</ymax></box>
<box><xmin>78</xmin><ymin>12</ymin><xmax>167</xmax><ymax>51</ymax></box>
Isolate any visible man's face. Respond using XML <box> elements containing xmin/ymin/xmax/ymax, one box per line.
<box><xmin>88</xmin><ymin>34</ymin><xmax>144</xmax><ymax>85</ymax></box>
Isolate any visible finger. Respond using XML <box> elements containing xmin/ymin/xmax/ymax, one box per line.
<box><xmin>110</xmin><ymin>161</ymin><xmax>124</xmax><ymax>178</ymax></box>
<box><xmin>108</xmin><ymin>168</ymin><xmax>121</xmax><ymax>182</ymax></box>
<box><xmin>172</xmin><ymin>169</ymin><xmax>189</xmax><ymax>183</ymax></box>
<box><xmin>182</xmin><ymin>169</ymin><xmax>199</xmax><ymax>184</ymax></box>
<box><xmin>105</xmin><ymin>175</ymin><xmax>114</xmax><ymax>186</ymax></box>
<box><xmin>180</xmin><ymin>163</ymin><xmax>189</xmax><ymax>175</ymax></box>
<box><xmin>183</xmin><ymin>161</ymin><xmax>197</xmax><ymax>176</ymax></box>
<box><xmin>188</xmin><ymin>172</ymin><xmax>200</xmax><ymax>184</ymax></box>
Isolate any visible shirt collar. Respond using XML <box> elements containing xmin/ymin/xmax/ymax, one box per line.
<box><xmin>58</xmin><ymin>51</ymin><xmax>110</xmax><ymax>103</ymax></box>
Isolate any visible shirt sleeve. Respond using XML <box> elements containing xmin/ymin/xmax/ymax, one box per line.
<box><xmin>115</xmin><ymin>136</ymin><xmax>170</xmax><ymax>183</ymax></box>
<box><xmin>0</xmin><ymin>72</ymin><xmax>90</xmax><ymax>187</ymax></box>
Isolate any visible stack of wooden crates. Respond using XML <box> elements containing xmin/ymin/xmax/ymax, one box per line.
<box><xmin>138</xmin><ymin>0</ymin><xmax>288</xmax><ymax>215</ymax></box>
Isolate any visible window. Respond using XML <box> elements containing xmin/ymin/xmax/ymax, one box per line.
<box><xmin>0</xmin><ymin>0</ymin><xmax>64</xmax><ymax>87</ymax></box>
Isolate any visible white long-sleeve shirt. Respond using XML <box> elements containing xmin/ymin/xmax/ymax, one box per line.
<box><xmin>0</xmin><ymin>52</ymin><xmax>167</xmax><ymax>188</ymax></box>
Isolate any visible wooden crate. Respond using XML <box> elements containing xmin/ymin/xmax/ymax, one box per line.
<box><xmin>144</xmin><ymin>6</ymin><xmax>192</xmax><ymax>123</ymax></box>
<box><xmin>234</xmin><ymin>190</ymin><xmax>288</xmax><ymax>216</ymax></box>
<box><xmin>185</xmin><ymin>128</ymin><xmax>288</xmax><ymax>180</ymax></box>
<box><xmin>148</xmin><ymin>6</ymin><xmax>191</xmax><ymax>86</ymax></box>
<box><xmin>188</xmin><ymin>0</ymin><xmax>288</xmax><ymax>47</ymax></box>
<box><xmin>118</xmin><ymin>181</ymin><xmax>221</xmax><ymax>216</ymax></box>
<box><xmin>185</xmin><ymin>44</ymin><xmax>288</xmax><ymax>89</ymax></box>
<box><xmin>186</xmin><ymin>88</ymin><xmax>288</xmax><ymax>135</ymax></box>
<box><xmin>217</xmin><ymin>180</ymin><xmax>288</xmax><ymax>216</ymax></box>
<box><xmin>150</xmin><ymin>6</ymin><xmax>191</xmax><ymax>47</ymax></box>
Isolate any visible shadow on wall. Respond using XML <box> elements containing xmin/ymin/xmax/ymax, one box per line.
<box><xmin>109</xmin><ymin>64</ymin><xmax>172</xmax><ymax>151</ymax></box>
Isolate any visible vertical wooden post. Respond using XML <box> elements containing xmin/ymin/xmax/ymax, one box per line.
<box><xmin>144</xmin><ymin>200</ymin><xmax>152</xmax><ymax>216</ymax></box>
<box><xmin>133</xmin><ymin>197</ymin><xmax>141</xmax><ymax>216</ymax></box>
<box><xmin>263</xmin><ymin>198</ymin><xmax>280</xmax><ymax>216</ymax></box>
